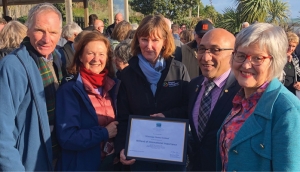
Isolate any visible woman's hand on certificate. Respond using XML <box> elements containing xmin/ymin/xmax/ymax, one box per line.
<box><xmin>150</xmin><ymin>113</ymin><xmax>165</xmax><ymax>118</ymax></box>
<box><xmin>120</xmin><ymin>149</ymin><xmax>136</xmax><ymax>165</ymax></box>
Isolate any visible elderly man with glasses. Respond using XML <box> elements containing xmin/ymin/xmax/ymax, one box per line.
<box><xmin>187</xmin><ymin>28</ymin><xmax>240</xmax><ymax>171</ymax></box>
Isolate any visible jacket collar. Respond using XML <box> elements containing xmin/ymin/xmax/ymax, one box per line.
<box><xmin>252</xmin><ymin>78</ymin><xmax>282</xmax><ymax>120</ymax></box>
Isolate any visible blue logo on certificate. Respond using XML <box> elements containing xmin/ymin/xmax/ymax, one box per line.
<box><xmin>156</xmin><ymin>123</ymin><xmax>162</xmax><ymax>127</ymax></box>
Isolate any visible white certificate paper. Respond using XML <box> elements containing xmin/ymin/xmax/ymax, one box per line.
<box><xmin>126</xmin><ymin>117</ymin><xmax>187</xmax><ymax>164</ymax></box>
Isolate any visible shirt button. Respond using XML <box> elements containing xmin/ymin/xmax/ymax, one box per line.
<box><xmin>233</xmin><ymin>150</ymin><xmax>238</xmax><ymax>154</ymax></box>
<box><xmin>260</xmin><ymin>144</ymin><xmax>264</xmax><ymax>149</ymax></box>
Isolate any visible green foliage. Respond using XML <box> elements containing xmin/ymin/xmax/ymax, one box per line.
<box><xmin>235</xmin><ymin>0</ymin><xmax>270</xmax><ymax>22</ymax></box>
<box><xmin>53</xmin><ymin>3</ymin><xmax>66</xmax><ymax>20</ymax></box>
<box><xmin>216</xmin><ymin>7</ymin><xmax>242</xmax><ymax>34</ymax></box>
<box><xmin>73</xmin><ymin>8</ymin><xmax>85</xmax><ymax>17</ymax></box>
<box><xmin>215</xmin><ymin>0</ymin><xmax>290</xmax><ymax>33</ymax></box>
<box><xmin>129</xmin><ymin>0</ymin><xmax>200</xmax><ymax>22</ymax></box>
<box><xmin>129</xmin><ymin>15</ymin><xmax>144</xmax><ymax>24</ymax></box>
<box><xmin>17</xmin><ymin>16</ymin><xmax>28</xmax><ymax>24</ymax></box>
<box><xmin>267</xmin><ymin>0</ymin><xmax>289</xmax><ymax>25</ymax></box>
<box><xmin>202</xmin><ymin>5</ymin><xmax>222</xmax><ymax>23</ymax></box>
<box><xmin>191</xmin><ymin>2</ymin><xmax>205</xmax><ymax>17</ymax></box>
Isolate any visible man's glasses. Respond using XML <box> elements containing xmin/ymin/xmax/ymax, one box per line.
<box><xmin>232</xmin><ymin>52</ymin><xmax>272</xmax><ymax>66</ymax></box>
<box><xmin>197</xmin><ymin>47</ymin><xmax>234</xmax><ymax>55</ymax></box>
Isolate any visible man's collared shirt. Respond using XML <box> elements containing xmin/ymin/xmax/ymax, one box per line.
<box><xmin>192</xmin><ymin>69</ymin><xmax>231</xmax><ymax>135</ymax></box>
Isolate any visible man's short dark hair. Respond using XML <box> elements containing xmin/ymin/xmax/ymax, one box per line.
<box><xmin>89</xmin><ymin>14</ymin><xmax>98</xmax><ymax>26</ymax></box>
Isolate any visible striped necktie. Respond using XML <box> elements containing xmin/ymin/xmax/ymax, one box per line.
<box><xmin>197</xmin><ymin>80</ymin><xmax>215</xmax><ymax>141</ymax></box>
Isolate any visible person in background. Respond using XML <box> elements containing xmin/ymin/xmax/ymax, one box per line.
<box><xmin>115</xmin><ymin>14</ymin><xmax>190</xmax><ymax>171</ymax></box>
<box><xmin>180</xmin><ymin>23</ymin><xmax>187</xmax><ymax>33</ymax></box>
<box><xmin>235</xmin><ymin>22</ymin><xmax>250</xmax><ymax>36</ymax></box>
<box><xmin>0</xmin><ymin>3</ymin><xmax>64</xmax><ymax>171</ymax></box>
<box><xmin>187</xmin><ymin>28</ymin><xmax>239</xmax><ymax>171</ymax></box>
<box><xmin>217</xmin><ymin>23</ymin><xmax>300</xmax><ymax>171</ymax></box>
<box><xmin>179</xmin><ymin>29</ymin><xmax>194</xmax><ymax>44</ymax></box>
<box><xmin>0</xmin><ymin>18</ymin><xmax>7</xmax><ymax>32</ymax></box>
<box><xmin>94</xmin><ymin>19</ymin><xmax>105</xmax><ymax>34</ymax></box>
<box><xmin>55</xmin><ymin>31</ymin><xmax>120</xmax><ymax>171</ymax></box>
<box><xmin>113</xmin><ymin>40</ymin><xmax>131</xmax><ymax>78</ymax></box>
<box><xmin>241</xmin><ymin>22</ymin><xmax>249</xmax><ymax>29</ymax></box>
<box><xmin>125</xmin><ymin>29</ymin><xmax>136</xmax><ymax>40</ymax></box>
<box><xmin>164</xmin><ymin>18</ymin><xmax>183</xmax><ymax>61</ymax></box>
<box><xmin>295</xmin><ymin>30</ymin><xmax>300</xmax><ymax>57</ymax></box>
<box><xmin>109</xmin><ymin>20</ymin><xmax>132</xmax><ymax>50</ymax></box>
<box><xmin>171</xmin><ymin>23</ymin><xmax>181</xmax><ymax>40</ymax></box>
<box><xmin>60</xmin><ymin>22</ymin><xmax>82</xmax><ymax>68</ymax></box>
<box><xmin>83</xmin><ymin>14</ymin><xmax>98</xmax><ymax>31</ymax></box>
<box><xmin>180</xmin><ymin>19</ymin><xmax>213</xmax><ymax>79</ymax></box>
<box><xmin>283</xmin><ymin>31</ymin><xmax>300</xmax><ymax>95</ymax></box>
<box><xmin>106</xmin><ymin>13</ymin><xmax>124</xmax><ymax>37</ymax></box>
<box><xmin>0</xmin><ymin>20</ymin><xmax>27</xmax><ymax>59</ymax></box>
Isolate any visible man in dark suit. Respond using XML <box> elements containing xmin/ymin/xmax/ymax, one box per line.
<box><xmin>187</xmin><ymin>28</ymin><xmax>240</xmax><ymax>171</ymax></box>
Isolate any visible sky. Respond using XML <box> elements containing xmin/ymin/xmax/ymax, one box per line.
<box><xmin>201</xmin><ymin>0</ymin><xmax>299</xmax><ymax>19</ymax></box>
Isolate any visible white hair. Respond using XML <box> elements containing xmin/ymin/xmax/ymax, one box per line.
<box><xmin>235</xmin><ymin>23</ymin><xmax>288</xmax><ymax>80</ymax></box>
<box><xmin>25</xmin><ymin>3</ymin><xmax>62</xmax><ymax>29</ymax></box>
<box><xmin>62</xmin><ymin>22</ymin><xmax>82</xmax><ymax>39</ymax></box>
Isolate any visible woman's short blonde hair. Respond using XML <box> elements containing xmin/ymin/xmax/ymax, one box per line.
<box><xmin>286</xmin><ymin>32</ymin><xmax>299</xmax><ymax>45</ymax></box>
<box><xmin>131</xmin><ymin>15</ymin><xmax>175</xmax><ymax>59</ymax></box>
<box><xmin>0</xmin><ymin>20</ymin><xmax>27</xmax><ymax>49</ymax></box>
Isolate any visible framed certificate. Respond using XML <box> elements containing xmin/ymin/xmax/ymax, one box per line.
<box><xmin>125</xmin><ymin>115</ymin><xmax>188</xmax><ymax>165</ymax></box>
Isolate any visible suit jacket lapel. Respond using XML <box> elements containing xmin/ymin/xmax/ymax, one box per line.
<box><xmin>188</xmin><ymin>77</ymin><xmax>204</xmax><ymax>143</ymax></box>
<box><xmin>203</xmin><ymin>72</ymin><xmax>239</xmax><ymax>137</ymax></box>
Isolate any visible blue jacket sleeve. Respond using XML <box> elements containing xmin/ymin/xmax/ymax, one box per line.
<box><xmin>272</xmin><ymin>105</ymin><xmax>300</xmax><ymax>170</ymax></box>
<box><xmin>55</xmin><ymin>82</ymin><xmax>109</xmax><ymax>151</ymax></box>
<box><xmin>0</xmin><ymin>58</ymin><xmax>27</xmax><ymax>171</ymax></box>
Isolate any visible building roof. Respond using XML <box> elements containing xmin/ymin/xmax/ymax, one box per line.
<box><xmin>0</xmin><ymin>0</ymin><xmax>81</xmax><ymax>6</ymax></box>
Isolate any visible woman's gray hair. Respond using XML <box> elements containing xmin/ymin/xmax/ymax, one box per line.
<box><xmin>235</xmin><ymin>23</ymin><xmax>288</xmax><ymax>80</ymax></box>
<box><xmin>25</xmin><ymin>3</ymin><xmax>62</xmax><ymax>29</ymax></box>
<box><xmin>62</xmin><ymin>22</ymin><xmax>82</xmax><ymax>40</ymax></box>
<box><xmin>114</xmin><ymin>39</ymin><xmax>132</xmax><ymax>63</ymax></box>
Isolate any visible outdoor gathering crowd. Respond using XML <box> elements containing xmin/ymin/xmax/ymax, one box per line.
<box><xmin>0</xmin><ymin>2</ymin><xmax>300</xmax><ymax>172</ymax></box>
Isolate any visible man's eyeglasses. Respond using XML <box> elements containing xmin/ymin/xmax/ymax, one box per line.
<box><xmin>232</xmin><ymin>52</ymin><xmax>272</xmax><ymax>66</ymax></box>
<box><xmin>197</xmin><ymin>47</ymin><xmax>234</xmax><ymax>55</ymax></box>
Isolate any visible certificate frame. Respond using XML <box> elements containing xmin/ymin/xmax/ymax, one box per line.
<box><xmin>124</xmin><ymin>115</ymin><xmax>188</xmax><ymax>165</ymax></box>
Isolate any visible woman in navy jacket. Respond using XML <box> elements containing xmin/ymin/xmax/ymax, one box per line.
<box><xmin>55</xmin><ymin>32</ymin><xmax>119</xmax><ymax>171</ymax></box>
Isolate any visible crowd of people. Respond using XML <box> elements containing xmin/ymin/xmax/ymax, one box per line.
<box><xmin>0</xmin><ymin>2</ymin><xmax>300</xmax><ymax>171</ymax></box>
